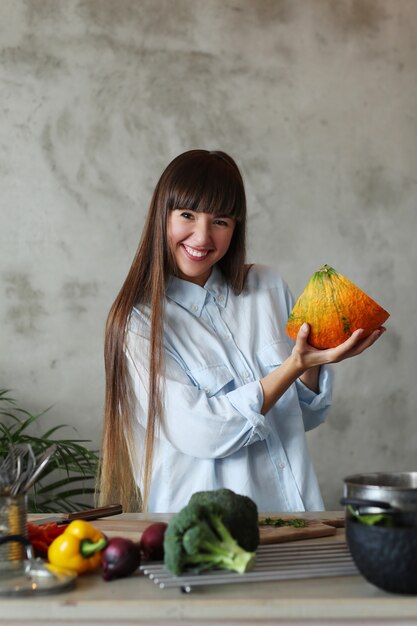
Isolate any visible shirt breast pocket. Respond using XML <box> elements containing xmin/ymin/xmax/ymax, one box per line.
<box><xmin>256</xmin><ymin>341</ymin><xmax>291</xmax><ymax>375</ymax></box>
<box><xmin>187</xmin><ymin>364</ymin><xmax>235</xmax><ymax>398</ymax></box>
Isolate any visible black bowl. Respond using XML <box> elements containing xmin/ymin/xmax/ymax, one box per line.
<box><xmin>346</xmin><ymin>518</ymin><xmax>417</xmax><ymax>594</ymax></box>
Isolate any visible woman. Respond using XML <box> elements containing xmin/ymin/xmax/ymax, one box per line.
<box><xmin>98</xmin><ymin>149</ymin><xmax>384</xmax><ymax>512</ymax></box>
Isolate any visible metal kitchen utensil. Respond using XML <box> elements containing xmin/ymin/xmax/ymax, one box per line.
<box><xmin>341</xmin><ymin>495</ymin><xmax>417</xmax><ymax>529</ymax></box>
<box><xmin>0</xmin><ymin>456</ymin><xmax>12</xmax><ymax>493</ymax></box>
<box><xmin>0</xmin><ymin>448</ymin><xmax>18</xmax><ymax>495</ymax></box>
<box><xmin>21</xmin><ymin>444</ymin><xmax>57</xmax><ymax>492</ymax></box>
<box><xmin>0</xmin><ymin>443</ymin><xmax>57</xmax><ymax>496</ymax></box>
<box><xmin>340</xmin><ymin>496</ymin><xmax>397</xmax><ymax>514</ymax></box>
<box><xmin>342</xmin><ymin>472</ymin><xmax>417</xmax><ymax>594</ymax></box>
<box><xmin>343</xmin><ymin>472</ymin><xmax>417</xmax><ymax>511</ymax></box>
<box><xmin>9</xmin><ymin>445</ymin><xmax>36</xmax><ymax>496</ymax></box>
<box><xmin>141</xmin><ymin>542</ymin><xmax>359</xmax><ymax>593</ymax></box>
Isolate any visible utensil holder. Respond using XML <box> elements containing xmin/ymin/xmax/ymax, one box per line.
<box><xmin>0</xmin><ymin>495</ymin><xmax>28</xmax><ymax>574</ymax></box>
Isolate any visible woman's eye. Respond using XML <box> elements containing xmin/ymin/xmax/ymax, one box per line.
<box><xmin>214</xmin><ymin>219</ymin><xmax>229</xmax><ymax>227</ymax></box>
<box><xmin>179</xmin><ymin>212</ymin><xmax>194</xmax><ymax>219</ymax></box>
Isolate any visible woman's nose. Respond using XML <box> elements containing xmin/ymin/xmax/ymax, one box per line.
<box><xmin>194</xmin><ymin>221</ymin><xmax>211</xmax><ymax>244</ymax></box>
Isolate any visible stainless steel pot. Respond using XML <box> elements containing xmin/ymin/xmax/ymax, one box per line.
<box><xmin>341</xmin><ymin>472</ymin><xmax>417</xmax><ymax>594</ymax></box>
<box><xmin>343</xmin><ymin>471</ymin><xmax>417</xmax><ymax>512</ymax></box>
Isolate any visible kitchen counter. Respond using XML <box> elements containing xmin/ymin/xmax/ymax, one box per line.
<box><xmin>1</xmin><ymin>511</ymin><xmax>417</xmax><ymax>626</ymax></box>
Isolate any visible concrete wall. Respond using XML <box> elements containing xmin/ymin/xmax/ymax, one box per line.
<box><xmin>1</xmin><ymin>0</ymin><xmax>416</xmax><ymax>509</ymax></box>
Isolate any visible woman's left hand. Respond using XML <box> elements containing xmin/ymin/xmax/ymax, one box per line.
<box><xmin>293</xmin><ymin>323</ymin><xmax>386</xmax><ymax>370</ymax></box>
<box><xmin>260</xmin><ymin>323</ymin><xmax>386</xmax><ymax>414</ymax></box>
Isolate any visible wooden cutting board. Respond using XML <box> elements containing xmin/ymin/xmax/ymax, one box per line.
<box><xmin>92</xmin><ymin>516</ymin><xmax>343</xmax><ymax>545</ymax></box>
<box><xmin>259</xmin><ymin>519</ymin><xmax>338</xmax><ymax>544</ymax></box>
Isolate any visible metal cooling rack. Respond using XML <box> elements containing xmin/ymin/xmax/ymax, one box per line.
<box><xmin>140</xmin><ymin>541</ymin><xmax>358</xmax><ymax>593</ymax></box>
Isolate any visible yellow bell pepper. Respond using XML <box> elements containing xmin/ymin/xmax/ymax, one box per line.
<box><xmin>47</xmin><ymin>519</ymin><xmax>107</xmax><ymax>574</ymax></box>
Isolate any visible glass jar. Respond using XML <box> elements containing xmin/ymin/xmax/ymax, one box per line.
<box><xmin>0</xmin><ymin>494</ymin><xmax>29</xmax><ymax>575</ymax></box>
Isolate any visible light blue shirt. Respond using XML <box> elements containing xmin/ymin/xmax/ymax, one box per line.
<box><xmin>126</xmin><ymin>264</ymin><xmax>333</xmax><ymax>513</ymax></box>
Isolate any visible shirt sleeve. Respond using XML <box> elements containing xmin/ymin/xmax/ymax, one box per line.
<box><xmin>281</xmin><ymin>277</ymin><xmax>334</xmax><ymax>432</ymax></box>
<box><xmin>295</xmin><ymin>364</ymin><xmax>334</xmax><ymax>431</ymax></box>
<box><xmin>125</xmin><ymin>326</ymin><xmax>272</xmax><ymax>460</ymax></box>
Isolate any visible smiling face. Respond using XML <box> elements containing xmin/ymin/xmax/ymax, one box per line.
<box><xmin>167</xmin><ymin>209</ymin><xmax>236</xmax><ymax>286</ymax></box>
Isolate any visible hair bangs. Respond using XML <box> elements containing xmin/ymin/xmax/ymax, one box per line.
<box><xmin>166</xmin><ymin>152</ymin><xmax>246</xmax><ymax>223</ymax></box>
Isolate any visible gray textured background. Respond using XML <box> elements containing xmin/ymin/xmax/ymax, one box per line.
<box><xmin>1</xmin><ymin>0</ymin><xmax>416</xmax><ymax>510</ymax></box>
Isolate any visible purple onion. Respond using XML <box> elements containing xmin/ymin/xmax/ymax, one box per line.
<box><xmin>140</xmin><ymin>522</ymin><xmax>168</xmax><ymax>561</ymax></box>
<box><xmin>101</xmin><ymin>537</ymin><xmax>141</xmax><ymax>581</ymax></box>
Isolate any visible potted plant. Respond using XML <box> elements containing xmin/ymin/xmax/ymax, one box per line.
<box><xmin>0</xmin><ymin>389</ymin><xmax>99</xmax><ymax>513</ymax></box>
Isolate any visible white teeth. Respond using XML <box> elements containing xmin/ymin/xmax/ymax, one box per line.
<box><xmin>184</xmin><ymin>245</ymin><xmax>208</xmax><ymax>258</ymax></box>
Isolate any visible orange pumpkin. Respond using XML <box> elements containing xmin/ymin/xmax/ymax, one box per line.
<box><xmin>286</xmin><ymin>264</ymin><xmax>390</xmax><ymax>349</ymax></box>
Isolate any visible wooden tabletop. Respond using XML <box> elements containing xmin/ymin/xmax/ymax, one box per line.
<box><xmin>1</xmin><ymin>511</ymin><xmax>417</xmax><ymax>626</ymax></box>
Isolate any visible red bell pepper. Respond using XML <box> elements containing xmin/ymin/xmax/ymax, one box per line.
<box><xmin>28</xmin><ymin>522</ymin><xmax>66</xmax><ymax>558</ymax></box>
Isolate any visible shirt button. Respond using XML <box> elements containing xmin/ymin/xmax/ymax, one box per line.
<box><xmin>243</xmin><ymin>371</ymin><xmax>250</xmax><ymax>380</ymax></box>
<box><xmin>218</xmin><ymin>294</ymin><xmax>224</xmax><ymax>302</ymax></box>
<box><xmin>278</xmin><ymin>462</ymin><xmax>286</xmax><ymax>469</ymax></box>
<box><xmin>191</xmin><ymin>304</ymin><xmax>199</xmax><ymax>313</ymax></box>
<box><xmin>204</xmin><ymin>387</ymin><xmax>210</xmax><ymax>394</ymax></box>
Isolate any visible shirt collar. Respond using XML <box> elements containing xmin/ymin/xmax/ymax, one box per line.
<box><xmin>166</xmin><ymin>266</ymin><xmax>229</xmax><ymax>317</ymax></box>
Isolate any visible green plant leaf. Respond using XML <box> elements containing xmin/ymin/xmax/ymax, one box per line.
<box><xmin>0</xmin><ymin>389</ymin><xmax>99</xmax><ymax>513</ymax></box>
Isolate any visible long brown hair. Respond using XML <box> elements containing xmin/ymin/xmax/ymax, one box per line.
<box><xmin>98</xmin><ymin>150</ymin><xmax>248</xmax><ymax>511</ymax></box>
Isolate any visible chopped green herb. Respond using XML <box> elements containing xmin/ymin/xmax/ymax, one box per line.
<box><xmin>259</xmin><ymin>517</ymin><xmax>307</xmax><ymax>528</ymax></box>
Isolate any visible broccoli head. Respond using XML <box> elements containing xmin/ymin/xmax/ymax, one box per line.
<box><xmin>163</xmin><ymin>489</ymin><xmax>259</xmax><ymax>576</ymax></box>
<box><xmin>188</xmin><ymin>488</ymin><xmax>259</xmax><ymax>551</ymax></box>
